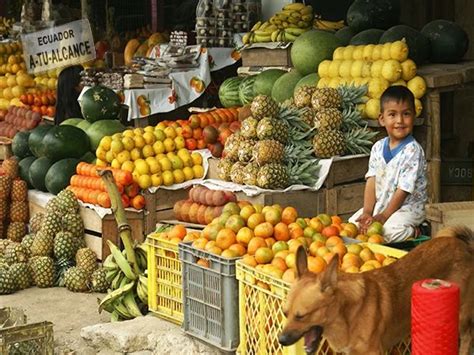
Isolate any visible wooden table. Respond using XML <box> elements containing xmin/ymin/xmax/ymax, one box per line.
<box><xmin>418</xmin><ymin>61</ymin><xmax>474</xmax><ymax>203</ymax></box>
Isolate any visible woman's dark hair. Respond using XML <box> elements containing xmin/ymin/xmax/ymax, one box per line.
<box><xmin>54</xmin><ymin>65</ymin><xmax>84</xmax><ymax>125</ymax></box>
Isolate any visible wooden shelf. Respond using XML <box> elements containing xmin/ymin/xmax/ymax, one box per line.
<box><xmin>418</xmin><ymin>61</ymin><xmax>474</xmax><ymax>89</ymax></box>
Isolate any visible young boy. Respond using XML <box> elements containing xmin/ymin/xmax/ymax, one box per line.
<box><xmin>349</xmin><ymin>86</ymin><xmax>427</xmax><ymax>243</ymax></box>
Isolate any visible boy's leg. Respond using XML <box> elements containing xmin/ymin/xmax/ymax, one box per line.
<box><xmin>348</xmin><ymin>208</ymin><xmax>364</xmax><ymax>226</ymax></box>
<box><xmin>382</xmin><ymin>210</ymin><xmax>425</xmax><ymax>243</ymax></box>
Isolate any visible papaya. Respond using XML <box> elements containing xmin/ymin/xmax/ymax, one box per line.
<box><xmin>124</xmin><ymin>39</ymin><xmax>141</xmax><ymax>65</ymax></box>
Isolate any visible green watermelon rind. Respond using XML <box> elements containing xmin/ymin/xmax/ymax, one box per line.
<box><xmin>29</xmin><ymin>157</ymin><xmax>54</xmax><ymax>192</ymax></box>
<box><xmin>219</xmin><ymin>77</ymin><xmax>243</xmax><ymax>108</ymax></box>
<box><xmin>12</xmin><ymin>131</ymin><xmax>32</xmax><ymax>160</ymax></box>
<box><xmin>41</xmin><ymin>125</ymin><xmax>91</xmax><ymax>162</ymax></box>
<box><xmin>28</xmin><ymin>125</ymin><xmax>54</xmax><ymax>158</ymax></box>
<box><xmin>253</xmin><ymin>69</ymin><xmax>287</xmax><ymax>96</ymax></box>
<box><xmin>238</xmin><ymin>76</ymin><xmax>257</xmax><ymax>105</ymax></box>
<box><xmin>80</xmin><ymin>85</ymin><xmax>121</xmax><ymax>123</ymax></box>
<box><xmin>271</xmin><ymin>70</ymin><xmax>303</xmax><ymax>103</ymax></box>
<box><xmin>45</xmin><ymin>158</ymin><xmax>80</xmax><ymax>195</ymax></box>
<box><xmin>19</xmin><ymin>156</ymin><xmax>36</xmax><ymax>189</ymax></box>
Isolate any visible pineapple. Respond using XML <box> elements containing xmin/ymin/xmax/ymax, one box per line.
<box><xmin>54</xmin><ymin>231</ymin><xmax>76</xmax><ymax>261</ymax></box>
<box><xmin>9</xmin><ymin>201</ymin><xmax>29</xmax><ymax>223</ymax></box>
<box><xmin>240</xmin><ymin>117</ymin><xmax>258</xmax><ymax>139</ymax></box>
<box><xmin>21</xmin><ymin>233</ymin><xmax>35</xmax><ymax>252</ymax></box>
<box><xmin>256</xmin><ymin>163</ymin><xmax>289</xmax><ymax>189</ymax></box>
<box><xmin>54</xmin><ymin>257</ymin><xmax>75</xmax><ymax>287</ymax></box>
<box><xmin>30</xmin><ymin>256</ymin><xmax>54</xmax><ymax>288</ymax></box>
<box><xmin>11</xmin><ymin>180</ymin><xmax>27</xmax><ymax>202</ymax></box>
<box><xmin>0</xmin><ymin>199</ymin><xmax>7</xmax><ymax>220</ymax></box>
<box><xmin>312</xmin><ymin>87</ymin><xmax>341</xmax><ymax>110</ymax></box>
<box><xmin>237</xmin><ymin>139</ymin><xmax>256</xmax><ymax>163</ymax></box>
<box><xmin>56</xmin><ymin>189</ymin><xmax>80</xmax><ymax>214</ymax></box>
<box><xmin>4</xmin><ymin>243</ymin><xmax>28</xmax><ymax>264</ymax></box>
<box><xmin>299</xmin><ymin>107</ymin><xmax>315</xmax><ymax>126</ymax></box>
<box><xmin>242</xmin><ymin>163</ymin><xmax>259</xmax><ymax>186</ymax></box>
<box><xmin>222</xmin><ymin>133</ymin><xmax>242</xmax><ymax>161</ymax></box>
<box><xmin>30</xmin><ymin>230</ymin><xmax>54</xmax><ymax>256</ymax></box>
<box><xmin>314</xmin><ymin>108</ymin><xmax>343</xmax><ymax>131</ymax></box>
<box><xmin>2</xmin><ymin>157</ymin><xmax>18</xmax><ymax>179</ymax></box>
<box><xmin>0</xmin><ymin>239</ymin><xmax>10</xmax><ymax>256</ymax></box>
<box><xmin>287</xmin><ymin>158</ymin><xmax>321</xmax><ymax>187</ymax></box>
<box><xmin>217</xmin><ymin>158</ymin><xmax>234</xmax><ymax>181</ymax></box>
<box><xmin>7</xmin><ymin>222</ymin><xmax>27</xmax><ymax>242</ymax></box>
<box><xmin>250</xmin><ymin>95</ymin><xmax>279</xmax><ymax>120</ymax></box>
<box><xmin>0</xmin><ymin>175</ymin><xmax>12</xmax><ymax>199</ymax></box>
<box><xmin>29</xmin><ymin>212</ymin><xmax>44</xmax><ymax>234</ymax></box>
<box><xmin>256</xmin><ymin>117</ymin><xmax>289</xmax><ymax>144</ymax></box>
<box><xmin>294</xmin><ymin>85</ymin><xmax>316</xmax><ymax>108</ymax></box>
<box><xmin>253</xmin><ymin>140</ymin><xmax>285</xmax><ymax>166</ymax></box>
<box><xmin>64</xmin><ymin>266</ymin><xmax>90</xmax><ymax>292</ymax></box>
<box><xmin>9</xmin><ymin>262</ymin><xmax>32</xmax><ymax>290</ymax></box>
<box><xmin>0</xmin><ymin>265</ymin><xmax>15</xmax><ymax>294</ymax></box>
<box><xmin>45</xmin><ymin>198</ymin><xmax>61</xmax><ymax>215</ymax></box>
<box><xmin>230</xmin><ymin>162</ymin><xmax>246</xmax><ymax>185</ymax></box>
<box><xmin>90</xmin><ymin>268</ymin><xmax>110</xmax><ymax>293</ymax></box>
<box><xmin>0</xmin><ymin>221</ymin><xmax>3</xmax><ymax>239</ymax></box>
<box><xmin>62</xmin><ymin>213</ymin><xmax>84</xmax><ymax>239</ymax></box>
<box><xmin>39</xmin><ymin>212</ymin><xmax>62</xmax><ymax>238</ymax></box>
<box><xmin>312</xmin><ymin>128</ymin><xmax>377</xmax><ymax>158</ymax></box>
<box><xmin>75</xmin><ymin>247</ymin><xmax>98</xmax><ymax>276</ymax></box>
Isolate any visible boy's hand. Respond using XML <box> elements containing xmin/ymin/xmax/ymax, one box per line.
<box><xmin>372</xmin><ymin>213</ymin><xmax>387</xmax><ymax>225</ymax></box>
<box><xmin>356</xmin><ymin>212</ymin><xmax>373</xmax><ymax>234</ymax></box>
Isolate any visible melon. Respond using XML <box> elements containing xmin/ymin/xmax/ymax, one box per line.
<box><xmin>291</xmin><ymin>30</ymin><xmax>342</xmax><ymax>76</ymax></box>
<box><xmin>60</xmin><ymin>118</ymin><xmax>83</xmax><ymax>126</ymax></box>
<box><xmin>45</xmin><ymin>158</ymin><xmax>80</xmax><ymax>195</ymax></box>
<box><xmin>218</xmin><ymin>77</ymin><xmax>243</xmax><ymax>108</ymax></box>
<box><xmin>295</xmin><ymin>73</ymin><xmax>320</xmax><ymax>93</ymax></box>
<box><xmin>80</xmin><ymin>85</ymin><xmax>121</xmax><ymax>122</ymax></box>
<box><xmin>350</xmin><ymin>29</ymin><xmax>385</xmax><ymax>45</ymax></box>
<box><xmin>28</xmin><ymin>124</ymin><xmax>54</xmax><ymax>158</ymax></box>
<box><xmin>253</xmin><ymin>69</ymin><xmax>287</xmax><ymax>96</ymax></box>
<box><xmin>19</xmin><ymin>156</ymin><xmax>36</xmax><ymax>188</ymax></box>
<box><xmin>379</xmin><ymin>25</ymin><xmax>430</xmax><ymax>65</ymax></box>
<box><xmin>238</xmin><ymin>75</ymin><xmax>257</xmax><ymax>105</ymax></box>
<box><xmin>347</xmin><ymin>0</ymin><xmax>400</xmax><ymax>33</ymax></box>
<box><xmin>12</xmin><ymin>131</ymin><xmax>32</xmax><ymax>159</ymax></box>
<box><xmin>271</xmin><ymin>70</ymin><xmax>303</xmax><ymax>103</ymax></box>
<box><xmin>41</xmin><ymin>125</ymin><xmax>91</xmax><ymax>162</ymax></box>
<box><xmin>335</xmin><ymin>27</ymin><xmax>356</xmax><ymax>46</ymax></box>
<box><xmin>29</xmin><ymin>157</ymin><xmax>54</xmax><ymax>192</ymax></box>
<box><xmin>86</xmin><ymin>119</ymin><xmax>126</xmax><ymax>151</ymax></box>
<box><xmin>76</xmin><ymin>120</ymin><xmax>91</xmax><ymax>131</ymax></box>
<box><xmin>421</xmin><ymin>20</ymin><xmax>469</xmax><ymax>63</ymax></box>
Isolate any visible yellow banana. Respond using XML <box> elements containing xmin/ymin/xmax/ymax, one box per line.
<box><xmin>271</xmin><ymin>30</ymin><xmax>280</xmax><ymax>42</ymax></box>
<box><xmin>281</xmin><ymin>21</ymin><xmax>289</xmax><ymax>28</ymax></box>
<box><xmin>287</xmin><ymin>17</ymin><xmax>299</xmax><ymax>25</ymax></box>
<box><xmin>251</xmin><ymin>21</ymin><xmax>262</xmax><ymax>31</ymax></box>
<box><xmin>302</xmin><ymin>14</ymin><xmax>313</xmax><ymax>22</ymax></box>
<box><xmin>260</xmin><ymin>21</ymin><xmax>271</xmax><ymax>30</ymax></box>
<box><xmin>123</xmin><ymin>292</ymin><xmax>143</xmax><ymax>317</ymax></box>
<box><xmin>290</xmin><ymin>11</ymin><xmax>301</xmax><ymax>20</ymax></box>
<box><xmin>283</xmin><ymin>3</ymin><xmax>306</xmax><ymax>11</ymax></box>
<box><xmin>254</xmin><ymin>34</ymin><xmax>272</xmax><ymax>43</ymax></box>
<box><xmin>107</xmin><ymin>241</ymin><xmax>137</xmax><ymax>281</ymax></box>
<box><xmin>300</xmin><ymin>5</ymin><xmax>313</xmax><ymax>15</ymax></box>
<box><xmin>285</xmin><ymin>27</ymin><xmax>308</xmax><ymax>36</ymax></box>
<box><xmin>283</xmin><ymin>30</ymin><xmax>299</xmax><ymax>42</ymax></box>
<box><xmin>298</xmin><ymin>21</ymin><xmax>312</xmax><ymax>28</ymax></box>
<box><xmin>276</xmin><ymin>12</ymin><xmax>288</xmax><ymax>21</ymax></box>
<box><xmin>242</xmin><ymin>32</ymin><xmax>251</xmax><ymax>45</ymax></box>
<box><xmin>276</xmin><ymin>31</ymin><xmax>284</xmax><ymax>42</ymax></box>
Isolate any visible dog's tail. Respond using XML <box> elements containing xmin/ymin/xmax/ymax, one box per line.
<box><xmin>435</xmin><ymin>225</ymin><xmax>474</xmax><ymax>248</ymax></box>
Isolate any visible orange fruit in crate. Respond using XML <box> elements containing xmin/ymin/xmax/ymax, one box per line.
<box><xmin>205</xmin><ymin>240</ymin><xmax>217</xmax><ymax>251</ymax></box>
<box><xmin>242</xmin><ymin>254</ymin><xmax>258</xmax><ymax>267</ymax></box>
<box><xmin>281</xmin><ymin>206</ymin><xmax>298</xmax><ymax>224</ymax></box>
<box><xmin>309</xmin><ymin>241</ymin><xmax>325</xmax><ymax>256</ymax></box>
<box><xmin>208</xmin><ymin>246</ymin><xmax>223</xmax><ymax>255</ymax></box>
<box><xmin>282</xmin><ymin>269</ymin><xmax>296</xmax><ymax>283</ymax></box>
<box><xmin>342</xmin><ymin>222</ymin><xmax>359</xmax><ymax>238</ymax></box>
<box><xmin>254</xmin><ymin>222</ymin><xmax>274</xmax><ymax>239</ymax></box>
<box><xmin>236</xmin><ymin>227</ymin><xmax>254</xmax><ymax>246</ymax></box>
<box><xmin>368</xmin><ymin>234</ymin><xmax>384</xmax><ymax>244</ymax></box>
<box><xmin>183</xmin><ymin>233</ymin><xmax>199</xmax><ymax>242</ymax></box>
<box><xmin>228</xmin><ymin>243</ymin><xmax>246</xmax><ymax>256</ymax></box>
<box><xmin>264</xmin><ymin>207</ymin><xmax>281</xmax><ymax>225</ymax></box>
<box><xmin>221</xmin><ymin>249</ymin><xmax>239</xmax><ymax>258</ymax></box>
<box><xmin>215</xmin><ymin>228</ymin><xmax>236</xmax><ymax>250</ymax></box>
<box><xmin>192</xmin><ymin>238</ymin><xmax>208</xmax><ymax>250</ymax></box>
<box><xmin>323</xmin><ymin>252</ymin><xmax>337</xmax><ymax>265</ymax></box>
<box><xmin>274</xmin><ymin>222</ymin><xmax>290</xmax><ymax>241</ymax></box>
<box><xmin>247</xmin><ymin>213</ymin><xmax>265</xmax><ymax>230</ymax></box>
<box><xmin>331</xmin><ymin>243</ymin><xmax>347</xmax><ymax>260</ymax></box>
<box><xmin>374</xmin><ymin>253</ymin><xmax>386</xmax><ymax>264</ymax></box>
<box><xmin>271</xmin><ymin>257</ymin><xmax>288</xmax><ymax>272</ymax></box>
<box><xmin>265</xmin><ymin>237</ymin><xmax>276</xmax><ymax>248</ymax></box>
<box><xmin>322</xmin><ymin>226</ymin><xmax>340</xmax><ymax>238</ymax></box>
<box><xmin>247</xmin><ymin>237</ymin><xmax>267</xmax><ymax>255</ymax></box>
<box><xmin>331</xmin><ymin>215</ymin><xmax>343</xmax><ymax>225</ymax></box>
<box><xmin>274</xmin><ymin>250</ymin><xmax>290</xmax><ymax>260</ymax></box>
<box><xmin>326</xmin><ymin>236</ymin><xmax>344</xmax><ymax>248</ymax></box>
<box><xmin>169</xmin><ymin>225</ymin><xmax>187</xmax><ymax>240</ymax></box>
<box><xmin>288</xmin><ymin>239</ymin><xmax>304</xmax><ymax>254</ymax></box>
<box><xmin>197</xmin><ymin>258</ymin><xmax>210</xmax><ymax>268</ymax></box>
<box><xmin>255</xmin><ymin>247</ymin><xmax>274</xmax><ymax>264</ymax></box>
<box><xmin>288</xmin><ymin>223</ymin><xmax>304</xmax><ymax>239</ymax></box>
<box><xmin>309</xmin><ymin>217</ymin><xmax>324</xmax><ymax>233</ymax></box>
<box><xmin>308</xmin><ymin>256</ymin><xmax>327</xmax><ymax>274</ymax></box>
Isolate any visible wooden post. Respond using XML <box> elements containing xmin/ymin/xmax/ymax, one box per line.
<box><xmin>426</xmin><ymin>91</ymin><xmax>441</xmax><ymax>203</ymax></box>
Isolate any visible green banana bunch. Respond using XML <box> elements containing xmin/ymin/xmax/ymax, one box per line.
<box><xmin>99</xmin><ymin>242</ymin><xmax>149</xmax><ymax>321</ymax></box>
<box><xmin>313</xmin><ymin>19</ymin><xmax>345</xmax><ymax>32</ymax></box>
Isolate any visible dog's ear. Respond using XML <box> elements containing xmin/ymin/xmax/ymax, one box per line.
<box><xmin>295</xmin><ymin>245</ymin><xmax>308</xmax><ymax>278</ymax></box>
<box><xmin>321</xmin><ymin>254</ymin><xmax>338</xmax><ymax>291</ymax></box>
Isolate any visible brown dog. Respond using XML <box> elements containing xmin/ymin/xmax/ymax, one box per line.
<box><xmin>279</xmin><ymin>226</ymin><xmax>474</xmax><ymax>355</ymax></box>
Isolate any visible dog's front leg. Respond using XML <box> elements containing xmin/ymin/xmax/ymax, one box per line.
<box><xmin>458</xmin><ymin>323</ymin><xmax>473</xmax><ymax>355</ymax></box>
<box><xmin>348</xmin><ymin>346</ymin><xmax>384</xmax><ymax>355</ymax></box>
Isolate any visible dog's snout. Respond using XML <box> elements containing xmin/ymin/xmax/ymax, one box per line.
<box><xmin>279</xmin><ymin>332</ymin><xmax>296</xmax><ymax>346</ymax></box>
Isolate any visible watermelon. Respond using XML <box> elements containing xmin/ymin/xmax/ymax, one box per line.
<box><xmin>219</xmin><ymin>77</ymin><xmax>243</xmax><ymax>107</ymax></box>
<box><xmin>45</xmin><ymin>158</ymin><xmax>80</xmax><ymax>195</ymax></box>
<box><xmin>80</xmin><ymin>85</ymin><xmax>121</xmax><ymax>122</ymax></box>
<box><xmin>253</xmin><ymin>69</ymin><xmax>287</xmax><ymax>96</ymax></box>
<box><xmin>29</xmin><ymin>157</ymin><xmax>54</xmax><ymax>192</ymax></box>
<box><xmin>335</xmin><ymin>27</ymin><xmax>356</xmax><ymax>46</ymax></box>
<box><xmin>238</xmin><ymin>75</ymin><xmax>257</xmax><ymax>105</ymax></box>
<box><xmin>350</xmin><ymin>29</ymin><xmax>385</xmax><ymax>45</ymax></box>
<box><xmin>28</xmin><ymin>124</ymin><xmax>54</xmax><ymax>158</ymax></box>
<box><xmin>291</xmin><ymin>30</ymin><xmax>342</xmax><ymax>76</ymax></box>
<box><xmin>19</xmin><ymin>156</ymin><xmax>36</xmax><ymax>188</ymax></box>
<box><xmin>347</xmin><ymin>0</ymin><xmax>400</xmax><ymax>33</ymax></box>
<box><xmin>41</xmin><ymin>125</ymin><xmax>90</xmax><ymax>162</ymax></box>
<box><xmin>379</xmin><ymin>25</ymin><xmax>430</xmax><ymax>65</ymax></box>
<box><xmin>421</xmin><ymin>20</ymin><xmax>469</xmax><ymax>63</ymax></box>
<box><xmin>86</xmin><ymin>119</ymin><xmax>126</xmax><ymax>151</ymax></box>
<box><xmin>12</xmin><ymin>131</ymin><xmax>32</xmax><ymax>159</ymax></box>
<box><xmin>60</xmin><ymin>118</ymin><xmax>83</xmax><ymax>126</ymax></box>
<box><xmin>295</xmin><ymin>73</ymin><xmax>320</xmax><ymax>93</ymax></box>
<box><xmin>80</xmin><ymin>151</ymin><xmax>96</xmax><ymax>163</ymax></box>
<box><xmin>76</xmin><ymin>120</ymin><xmax>91</xmax><ymax>131</ymax></box>
<box><xmin>271</xmin><ymin>70</ymin><xmax>303</xmax><ymax>103</ymax></box>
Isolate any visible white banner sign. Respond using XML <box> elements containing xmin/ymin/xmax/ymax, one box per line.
<box><xmin>21</xmin><ymin>19</ymin><xmax>96</xmax><ymax>74</ymax></box>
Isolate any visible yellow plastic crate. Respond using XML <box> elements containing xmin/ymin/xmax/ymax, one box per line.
<box><xmin>146</xmin><ymin>233</ymin><xmax>184</xmax><ymax>325</ymax></box>
<box><xmin>236</xmin><ymin>244</ymin><xmax>410</xmax><ymax>355</ymax></box>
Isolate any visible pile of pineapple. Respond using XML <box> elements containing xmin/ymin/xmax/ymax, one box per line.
<box><xmin>218</xmin><ymin>95</ymin><xmax>320</xmax><ymax>190</ymax></box>
<box><xmin>293</xmin><ymin>85</ymin><xmax>377</xmax><ymax>158</ymax></box>
<box><xmin>316</xmin><ymin>40</ymin><xmax>427</xmax><ymax>119</ymax></box>
<box><xmin>0</xmin><ymin>163</ymin><xmax>109</xmax><ymax>295</ymax></box>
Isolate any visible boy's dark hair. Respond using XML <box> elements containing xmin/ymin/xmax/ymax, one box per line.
<box><xmin>380</xmin><ymin>86</ymin><xmax>416</xmax><ymax>112</ymax></box>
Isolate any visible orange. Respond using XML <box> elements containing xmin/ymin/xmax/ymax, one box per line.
<box><xmin>323</xmin><ymin>252</ymin><xmax>337</xmax><ymax>265</ymax></box>
<box><xmin>342</xmin><ymin>222</ymin><xmax>359</xmax><ymax>238</ymax></box>
<box><xmin>285</xmin><ymin>253</ymin><xmax>296</xmax><ymax>269</ymax></box>
<box><xmin>309</xmin><ymin>241</ymin><xmax>325</xmax><ymax>256</ymax></box>
<box><xmin>207</xmin><ymin>246</ymin><xmax>223</xmax><ymax>255</ymax></box>
<box><xmin>274</xmin><ymin>222</ymin><xmax>290</xmax><ymax>241</ymax></box>
<box><xmin>204</xmin><ymin>240</ymin><xmax>217</xmax><ymax>251</ymax></box>
<box><xmin>221</xmin><ymin>249</ymin><xmax>239</xmax><ymax>258</ymax></box>
<box><xmin>322</xmin><ymin>225</ymin><xmax>340</xmax><ymax>238</ymax></box>
<box><xmin>228</xmin><ymin>243</ymin><xmax>246</xmax><ymax>256</ymax></box>
<box><xmin>288</xmin><ymin>239</ymin><xmax>304</xmax><ymax>254</ymax></box>
<box><xmin>197</xmin><ymin>258</ymin><xmax>210</xmax><ymax>268</ymax></box>
<box><xmin>288</xmin><ymin>223</ymin><xmax>304</xmax><ymax>239</ymax></box>
<box><xmin>254</xmin><ymin>247</ymin><xmax>274</xmax><ymax>264</ymax></box>
<box><xmin>236</xmin><ymin>227</ymin><xmax>255</xmax><ymax>246</ymax></box>
<box><xmin>316</xmin><ymin>246</ymin><xmax>330</xmax><ymax>258</ymax></box>
<box><xmin>168</xmin><ymin>225</ymin><xmax>187</xmax><ymax>240</ymax></box>
<box><xmin>307</xmin><ymin>256</ymin><xmax>327</xmax><ymax>274</ymax></box>
<box><xmin>282</xmin><ymin>269</ymin><xmax>297</xmax><ymax>283</ymax></box>
<box><xmin>271</xmin><ymin>257</ymin><xmax>288</xmax><ymax>272</ymax></box>
<box><xmin>274</xmin><ymin>250</ymin><xmax>290</xmax><ymax>260</ymax></box>
<box><xmin>265</xmin><ymin>237</ymin><xmax>276</xmax><ymax>248</ymax></box>
<box><xmin>331</xmin><ymin>215</ymin><xmax>343</xmax><ymax>225</ymax></box>
<box><xmin>254</xmin><ymin>222</ymin><xmax>274</xmax><ymax>239</ymax></box>
<box><xmin>183</xmin><ymin>233</ymin><xmax>199</xmax><ymax>242</ymax></box>
<box><xmin>374</xmin><ymin>252</ymin><xmax>386</xmax><ymax>264</ymax></box>
<box><xmin>215</xmin><ymin>228</ymin><xmax>237</xmax><ymax>250</ymax></box>
<box><xmin>281</xmin><ymin>206</ymin><xmax>298</xmax><ymax>224</ymax></box>
<box><xmin>330</xmin><ymin>223</ymin><xmax>343</xmax><ymax>232</ymax></box>
<box><xmin>247</xmin><ymin>213</ymin><xmax>265</xmax><ymax>230</ymax></box>
<box><xmin>341</xmin><ymin>253</ymin><xmax>362</xmax><ymax>269</ymax></box>
<box><xmin>368</xmin><ymin>234</ymin><xmax>384</xmax><ymax>244</ymax></box>
<box><xmin>325</xmin><ymin>236</ymin><xmax>344</xmax><ymax>248</ymax></box>
<box><xmin>242</xmin><ymin>254</ymin><xmax>258</xmax><ymax>267</ymax></box>
<box><xmin>192</xmin><ymin>237</ymin><xmax>208</xmax><ymax>250</ymax></box>
<box><xmin>247</xmin><ymin>237</ymin><xmax>267</xmax><ymax>255</ymax></box>
<box><xmin>331</xmin><ymin>243</ymin><xmax>347</xmax><ymax>259</ymax></box>
<box><xmin>356</xmin><ymin>234</ymin><xmax>369</xmax><ymax>242</ymax></box>
<box><xmin>264</xmin><ymin>207</ymin><xmax>281</xmax><ymax>225</ymax></box>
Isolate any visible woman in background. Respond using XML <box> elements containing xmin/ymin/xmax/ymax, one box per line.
<box><xmin>54</xmin><ymin>65</ymin><xmax>83</xmax><ymax>125</ymax></box>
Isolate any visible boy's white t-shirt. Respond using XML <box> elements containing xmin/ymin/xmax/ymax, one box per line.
<box><xmin>366</xmin><ymin>137</ymin><xmax>428</xmax><ymax>218</ymax></box>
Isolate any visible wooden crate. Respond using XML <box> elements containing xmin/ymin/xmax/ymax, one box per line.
<box><xmin>241</xmin><ymin>45</ymin><xmax>292</xmax><ymax>67</ymax></box>
<box><xmin>28</xmin><ymin>191</ymin><xmax>145</xmax><ymax>260</ymax></box>
<box><xmin>426</xmin><ymin>201</ymin><xmax>474</xmax><ymax>235</ymax></box>
<box><xmin>143</xmin><ymin>188</ymin><xmax>190</xmax><ymax>234</ymax></box>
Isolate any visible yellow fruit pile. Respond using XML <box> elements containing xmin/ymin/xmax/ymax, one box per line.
<box><xmin>33</xmin><ymin>69</ymin><xmax>59</xmax><ymax>91</ymax></box>
<box><xmin>317</xmin><ymin>40</ymin><xmax>427</xmax><ymax>119</ymax></box>
<box><xmin>95</xmin><ymin>126</ymin><xmax>205</xmax><ymax>189</ymax></box>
